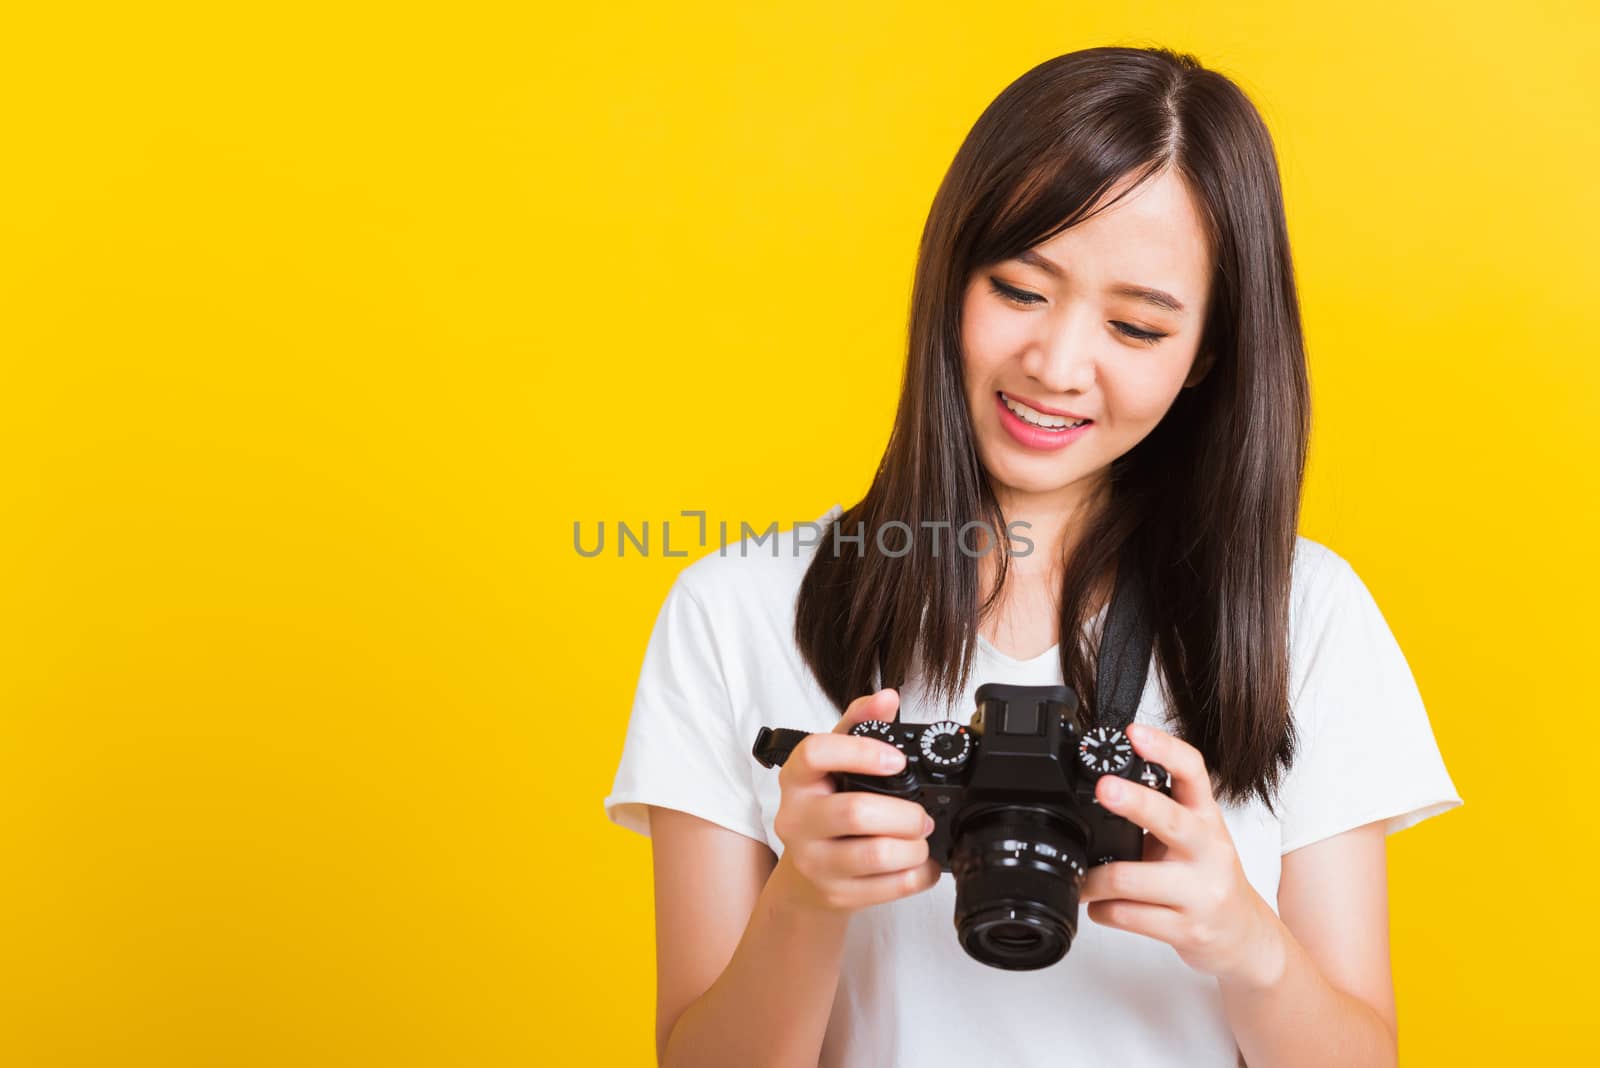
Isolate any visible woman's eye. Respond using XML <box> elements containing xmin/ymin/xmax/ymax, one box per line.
<box><xmin>987</xmin><ymin>277</ymin><xmax>1044</xmax><ymax>306</ymax></box>
<box><xmin>1112</xmin><ymin>322</ymin><xmax>1167</xmax><ymax>345</ymax></box>
<box><xmin>988</xmin><ymin>276</ymin><xmax>1168</xmax><ymax>346</ymax></box>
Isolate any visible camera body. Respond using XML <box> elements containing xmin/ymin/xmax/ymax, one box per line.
<box><xmin>752</xmin><ymin>682</ymin><xmax>1172</xmax><ymax>970</ymax></box>
<box><xmin>832</xmin><ymin>683</ymin><xmax>1171</xmax><ymax>870</ymax></box>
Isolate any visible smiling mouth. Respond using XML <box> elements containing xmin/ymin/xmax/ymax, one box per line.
<box><xmin>998</xmin><ymin>392</ymin><xmax>1092</xmax><ymax>431</ymax></box>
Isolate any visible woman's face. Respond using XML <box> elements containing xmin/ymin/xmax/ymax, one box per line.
<box><xmin>961</xmin><ymin>167</ymin><xmax>1215</xmax><ymax>512</ymax></box>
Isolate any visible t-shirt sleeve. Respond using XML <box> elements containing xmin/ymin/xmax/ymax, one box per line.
<box><xmin>603</xmin><ymin>572</ymin><xmax>768</xmax><ymax>844</ymax></box>
<box><xmin>1276</xmin><ymin>550</ymin><xmax>1463</xmax><ymax>854</ymax></box>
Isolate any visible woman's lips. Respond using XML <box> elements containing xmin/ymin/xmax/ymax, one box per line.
<box><xmin>998</xmin><ymin>391</ymin><xmax>1089</xmax><ymax>420</ymax></box>
<box><xmin>994</xmin><ymin>392</ymin><xmax>1093</xmax><ymax>452</ymax></box>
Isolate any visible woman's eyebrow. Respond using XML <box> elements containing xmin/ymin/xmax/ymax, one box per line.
<box><xmin>1013</xmin><ymin>249</ymin><xmax>1187</xmax><ymax>314</ymax></box>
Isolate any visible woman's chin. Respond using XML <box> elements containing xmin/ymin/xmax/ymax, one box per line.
<box><xmin>987</xmin><ymin>468</ymin><xmax>1084</xmax><ymax>500</ymax></box>
<box><xmin>981</xmin><ymin>450</ymin><xmax>1107</xmax><ymax>496</ymax></box>
<box><xmin>974</xmin><ymin>434</ymin><xmax>1102</xmax><ymax>498</ymax></box>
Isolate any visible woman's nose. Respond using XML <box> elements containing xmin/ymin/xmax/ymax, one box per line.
<box><xmin>1018</xmin><ymin>320</ymin><xmax>1097</xmax><ymax>394</ymax></box>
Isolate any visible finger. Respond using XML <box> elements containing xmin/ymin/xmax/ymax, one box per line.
<box><xmin>1079</xmin><ymin>860</ymin><xmax>1190</xmax><ymax>907</ymax></box>
<box><xmin>814</xmin><ymin>834</ymin><xmax>932</xmax><ymax>879</ymax></box>
<box><xmin>1127</xmin><ymin>722</ymin><xmax>1214</xmax><ymax>808</ymax></box>
<box><xmin>779</xmin><ymin>731</ymin><xmax>908</xmax><ymax>791</ymax></box>
<box><xmin>813</xmin><ymin>790</ymin><xmax>933</xmax><ymax>840</ymax></box>
<box><xmin>834</xmin><ymin>859</ymin><xmax>942</xmax><ymax>910</ymax></box>
<box><xmin>1142</xmin><ymin>833</ymin><xmax>1171</xmax><ymax>864</ymax></box>
<box><xmin>1085</xmin><ymin>899</ymin><xmax>1185</xmax><ymax>943</ymax></box>
<box><xmin>1096</xmin><ymin>774</ymin><xmax>1202</xmax><ymax>853</ymax></box>
<box><xmin>833</xmin><ymin>688</ymin><xmax>901</xmax><ymax>734</ymax></box>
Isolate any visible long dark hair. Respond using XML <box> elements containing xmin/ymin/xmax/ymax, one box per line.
<box><xmin>794</xmin><ymin>46</ymin><xmax>1309</xmax><ymax>808</ymax></box>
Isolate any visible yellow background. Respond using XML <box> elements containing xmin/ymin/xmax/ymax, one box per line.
<box><xmin>1</xmin><ymin>2</ymin><xmax>1592</xmax><ymax>1064</ymax></box>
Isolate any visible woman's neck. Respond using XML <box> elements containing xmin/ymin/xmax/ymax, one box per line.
<box><xmin>977</xmin><ymin>483</ymin><xmax>1110</xmax><ymax>660</ymax></box>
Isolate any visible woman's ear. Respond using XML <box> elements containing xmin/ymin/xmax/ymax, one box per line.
<box><xmin>1182</xmin><ymin>347</ymin><xmax>1215</xmax><ymax>389</ymax></box>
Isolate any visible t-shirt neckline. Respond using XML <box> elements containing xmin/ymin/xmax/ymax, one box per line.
<box><xmin>973</xmin><ymin>601</ymin><xmax>1109</xmax><ymax>666</ymax></box>
<box><xmin>975</xmin><ymin>632</ymin><xmax>1060</xmax><ymax>666</ymax></box>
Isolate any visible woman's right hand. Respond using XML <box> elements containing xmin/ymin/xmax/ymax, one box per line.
<box><xmin>770</xmin><ymin>688</ymin><xmax>943</xmax><ymax>913</ymax></box>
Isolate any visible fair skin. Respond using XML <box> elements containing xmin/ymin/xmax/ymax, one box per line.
<box><xmin>964</xmin><ymin>167</ymin><xmax>1212</xmax><ymax>658</ymax></box>
<box><xmin>648</xmin><ymin>168</ymin><xmax>1399</xmax><ymax>1067</ymax></box>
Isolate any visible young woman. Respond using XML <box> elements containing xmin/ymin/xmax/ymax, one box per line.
<box><xmin>605</xmin><ymin>46</ymin><xmax>1460</xmax><ymax>1068</ymax></box>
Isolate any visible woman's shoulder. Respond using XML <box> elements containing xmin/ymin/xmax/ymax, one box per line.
<box><xmin>1277</xmin><ymin>534</ymin><xmax>1463</xmax><ymax>846</ymax></box>
<box><xmin>1285</xmin><ymin>533</ymin><xmax>1417</xmax><ymax>709</ymax></box>
<box><xmin>663</xmin><ymin>501</ymin><xmax>844</xmax><ymax>637</ymax></box>
<box><xmin>1289</xmin><ymin>534</ymin><xmax>1362</xmax><ymax>630</ymax></box>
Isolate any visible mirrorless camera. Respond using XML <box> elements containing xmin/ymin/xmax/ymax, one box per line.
<box><xmin>752</xmin><ymin>682</ymin><xmax>1171</xmax><ymax>971</ymax></box>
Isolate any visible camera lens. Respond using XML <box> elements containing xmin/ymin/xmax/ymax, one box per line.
<box><xmin>949</xmin><ymin>804</ymin><xmax>1088</xmax><ymax>971</ymax></box>
<box><xmin>986</xmin><ymin>921</ymin><xmax>1042</xmax><ymax>948</ymax></box>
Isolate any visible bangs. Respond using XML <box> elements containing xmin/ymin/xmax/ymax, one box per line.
<box><xmin>971</xmin><ymin>146</ymin><xmax>1172</xmax><ymax>273</ymax></box>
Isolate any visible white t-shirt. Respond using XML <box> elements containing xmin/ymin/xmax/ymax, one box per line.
<box><xmin>604</xmin><ymin>503</ymin><xmax>1462</xmax><ymax>1068</ymax></box>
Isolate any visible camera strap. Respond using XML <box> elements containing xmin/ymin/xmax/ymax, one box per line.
<box><xmin>1095</xmin><ymin>557</ymin><xmax>1153</xmax><ymax>732</ymax></box>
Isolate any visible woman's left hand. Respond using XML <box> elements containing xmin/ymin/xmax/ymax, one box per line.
<box><xmin>1079</xmin><ymin>722</ymin><xmax>1286</xmax><ymax>988</ymax></box>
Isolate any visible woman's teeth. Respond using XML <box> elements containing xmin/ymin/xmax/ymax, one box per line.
<box><xmin>1000</xmin><ymin>393</ymin><xmax>1089</xmax><ymax>430</ymax></box>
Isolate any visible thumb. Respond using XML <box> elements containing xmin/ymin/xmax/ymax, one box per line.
<box><xmin>833</xmin><ymin>687</ymin><xmax>900</xmax><ymax>734</ymax></box>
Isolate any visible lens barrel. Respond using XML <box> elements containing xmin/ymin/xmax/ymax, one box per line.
<box><xmin>949</xmin><ymin>804</ymin><xmax>1088</xmax><ymax>970</ymax></box>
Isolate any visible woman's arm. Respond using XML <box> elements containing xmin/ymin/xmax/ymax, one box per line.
<box><xmin>1079</xmin><ymin>724</ymin><xmax>1399</xmax><ymax>1068</ymax></box>
<box><xmin>1217</xmin><ymin>821</ymin><xmax>1398</xmax><ymax>1068</ymax></box>
<box><xmin>649</xmin><ymin>807</ymin><xmax>849</xmax><ymax>1068</ymax></box>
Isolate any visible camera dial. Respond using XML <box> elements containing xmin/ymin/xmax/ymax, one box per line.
<box><xmin>1077</xmin><ymin>726</ymin><xmax>1133</xmax><ymax>775</ymax></box>
<box><xmin>850</xmin><ymin>719</ymin><xmax>897</xmax><ymax>745</ymax></box>
<box><xmin>918</xmin><ymin>720</ymin><xmax>972</xmax><ymax>770</ymax></box>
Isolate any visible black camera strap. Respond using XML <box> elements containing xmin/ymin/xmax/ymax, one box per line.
<box><xmin>1094</xmin><ymin>557</ymin><xmax>1153</xmax><ymax>732</ymax></box>
<box><xmin>752</xmin><ymin>725</ymin><xmax>808</xmax><ymax>768</ymax></box>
